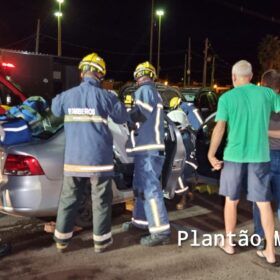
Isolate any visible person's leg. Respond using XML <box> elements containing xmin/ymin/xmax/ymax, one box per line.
<box><xmin>219</xmin><ymin>161</ymin><xmax>245</xmax><ymax>254</ymax></box>
<box><xmin>252</xmin><ymin>202</ymin><xmax>266</xmax><ymax>249</ymax></box>
<box><xmin>131</xmin><ymin>198</ymin><xmax>148</xmax><ymax>228</ymax></box>
<box><xmin>91</xmin><ymin>176</ymin><xmax>113</xmax><ymax>252</ymax></box>
<box><xmin>253</xmin><ymin>202</ymin><xmax>265</xmax><ymax>238</ymax></box>
<box><xmin>54</xmin><ymin>176</ymin><xmax>86</xmax><ymax>247</ymax></box>
<box><xmin>223</xmin><ymin>197</ymin><xmax>239</xmax><ymax>253</ymax></box>
<box><xmin>256</xmin><ymin>201</ymin><xmax>276</xmax><ymax>263</ymax></box>
<box><xmin>270</xmin><ymin>150</ymin><xmax>280</xmax><ymax>222</ymax></box>
<box><xmin>247</xmin><ymin>162</ymin><xmax>276</xmax><ymax>263</ymax></box>
<box><xmin>272</xmin><ymin>180</ymin><xmax>280</xmax><ymax>222</ymax></box>
<box><xmin>125</xmin><ymin>155</ymin><xmax>148</xmax><ymax>230</ymax></box>
<box><xmin>140</xmin><ymin>152</ymin><xmax>171</xmax><ymax>246</ymax></box>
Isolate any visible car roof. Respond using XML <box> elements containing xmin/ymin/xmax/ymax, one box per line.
<box><xmin>180</xmin><ymin>87</ymin><xmax>214</xmax><ymax>94</ymax></box>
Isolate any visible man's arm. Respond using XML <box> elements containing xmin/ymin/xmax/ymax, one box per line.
<box><xmin>129</xmin><ymin>87</ymin><xmax>153</xmax><ymax>123</ymax></box>
<box><xmin>51</xmin><ymin>94</ymin><xmax>65</xmax><ymax>117</ymax></box>
<box><xmin>269</xmin><ymin>129</ymin><xmax>280</xmax><ymax>139</ymax></box>
<box><xmin>107</xmin><ymin>92</ymin><xmax>129</xmax><ymax>124</ymax></box>
<box><xmin>207</xmin><ymin>120</ymin><xmax>226</xmax><ymax>170</ymax></box>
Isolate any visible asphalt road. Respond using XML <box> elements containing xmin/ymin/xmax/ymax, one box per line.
<box><xmin>0</xmin><ymin>192</ymin><xmax>279</xmax><ymax>280</ymax></box>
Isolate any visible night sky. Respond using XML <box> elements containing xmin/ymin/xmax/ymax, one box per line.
<box><xmin>1</xmin><ymin>0</ymin><xmax>280</xmax><ymax>85</ymax></box>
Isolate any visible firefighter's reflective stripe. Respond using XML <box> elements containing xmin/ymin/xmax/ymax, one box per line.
<box><xmin>155</xmin><ymin>105</ymin><xmax>162</xmax><ymax>144</ymax></box>
<box><xmin>132</xmin><ymin>217</ymin><xmax>149</xmax><ymax>226</ymax></box>
<box><xmin>93</xmin><ymin>232</ymin><xmax>112</xmax><ymax>242</ymax></box>
<box><xmin>193</xmin><ymin>109</ymin><xmax>204</xmax><ymax>126</ymax></box>
<box><xmin>135</xmin><ymin>100</ymin><xmax>153</xmax><ymax>112</ymax></box>
<box><xmin>64</xmin><ymin>164</ymin><xmax>114</xmax><ymax>173</ymax></box>
<box><xmin>126</xmin><ymin>144</ymin><xmax>165</xmax><ymax>153</ymax></box>
<box><xmin>175</xmin><ymin>176</ymin><xmax>189</xmax><ymax>194</ymax></box>
<box><xmin>131</xmin><ymin>130</ymin><xmax>136</xmax><ymax>148</ymax></box>
<box><xmin>149</xmin><ymin>224</ymin><xmax>170</xmax><ymax>233</ymax></box>
<box><xmin>65</xmin><ymin>115</ymin><xmax>108</xmax><ymax>124</ymax></box>
<box><xmin>130</xmin><ymin>110</ymin><xmax>162</xmax><ymax>148</ymax></box>
<box><xmin>54</xmin><ymin>229</ymin><xmax>73</xmax><ymax>240</ymax></box>
<box><xmin>149</xmin><ymin>198</ymin><xmax>160</xmax><ymax>226</ymax></box>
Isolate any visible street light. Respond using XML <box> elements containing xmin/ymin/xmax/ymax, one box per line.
<box><xmin>156</xmin><ymin>9</ymin><xmax>164</xmax><ymax>78</ymax></box>
<box><xmin>54</xmin><ymin>0</ymin><xmax>64</xmax><ymax>56</ymax></box>
<box><xmin>149</xmin><ymin>0</ymin><xmax>155</xmax><ymax>63</ymax></box>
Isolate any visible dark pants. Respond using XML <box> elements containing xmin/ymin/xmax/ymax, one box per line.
<box><xmin>254</xmin><ymin>150</ymin><xmax>280</xmax><ymax>238</ymax></box>
<box><xmin>132</xmin><ymin>151</ymin><xmax>170</xmax><ymax>236</ymax></box>
<box><xmin>54</xmin><ymin>176</ymin><xmax>113</xmax><ymax>246</ymax></box>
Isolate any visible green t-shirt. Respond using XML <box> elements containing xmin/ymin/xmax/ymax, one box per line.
<box><xmin>215</xmin><ymin>83</ymin><xmax>280</xmax><ymax>162</ymax></box>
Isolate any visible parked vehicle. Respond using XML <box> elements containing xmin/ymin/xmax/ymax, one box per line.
<box><xmin>180</xmin><ymin>87</ymin><xmax>218</xmax><ymax>119</ymax></box>
<box><xmin>0</xmin><ymin>62</ymin><xmax>26</xmax><ymax>110</ymax></box>
<box><xmin>0</xmin><ymin>48</ymin><xmax>80</xmax><ymax>104</ymax></box>
<box><xmin>119</xmin><ymin>82</ymin><xmax>182</xmax><ymax>110</ymax></box>
<box><xmin>195</xmin><ymin>112</ymin><xmax>223</xmax><ymax>182</ymax></box>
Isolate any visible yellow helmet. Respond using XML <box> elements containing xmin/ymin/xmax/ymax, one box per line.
<box><xmin>169</xmin><ymin>96</ymin><xmax>181</xmax><ymax>109</ymax></box>
<box><xmin>78</xmin><ymin>53</ymin><xmax>106</xmax><ymax>76</ymax></box>
<box><xmin>133</xmin><ymin>61</ymin><xmax>157</xmax><ymax>80</ymax></box>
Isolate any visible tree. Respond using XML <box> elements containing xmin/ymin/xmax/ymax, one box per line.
<box><xmin>258</xmin><ymin>35</ymin><xmax>280</xmax><ymax>71</ymax></box>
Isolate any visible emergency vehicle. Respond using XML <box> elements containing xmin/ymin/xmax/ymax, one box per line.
<box><xmin>0</xmin><ymin>48</ymin><xmax>80</xmax><ymax>109</ymax></box>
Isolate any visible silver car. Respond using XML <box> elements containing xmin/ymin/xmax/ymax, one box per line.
<box><xmin>0</xmin><ymin>114</ymin><xmax>186</xmax><ymax>226</ymax></box>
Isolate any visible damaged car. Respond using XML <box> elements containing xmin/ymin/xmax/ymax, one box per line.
<box><xmin>0</xmin><ymin>101</ymin><xmax>187</xmax><ymax>227</ymax></box>
<box><xmin>0</xmin><ymin>83</ymin><xmax>221</xmax><ymax>227</ymax></box>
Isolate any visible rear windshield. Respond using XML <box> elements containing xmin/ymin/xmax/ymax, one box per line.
<box><xmin>182</xmin><ymin>93</ymin><xmax>196</xmax><ymax>102</ymax></box>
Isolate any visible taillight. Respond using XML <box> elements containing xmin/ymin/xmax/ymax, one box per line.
<box><xmin>3</xmin><ymin>154</ymin><xmax>44</xmax><ymax>176</ymax></box>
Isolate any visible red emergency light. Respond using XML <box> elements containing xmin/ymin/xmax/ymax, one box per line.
<box><xmin>1</xmin><ymin>62</ymin><xmax>15</xmax><ymax>68</ymax></box>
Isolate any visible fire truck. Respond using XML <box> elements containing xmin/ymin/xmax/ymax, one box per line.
<box><xmin>0</xmin><ymin>48</ymin><xmax>80</xmax><ymax>111</ymax></box>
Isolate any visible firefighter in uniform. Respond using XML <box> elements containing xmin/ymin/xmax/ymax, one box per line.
<box><xmin>52</xmin><ymin>52</ymin><xmax>128</xmax><ymax>253</ymax></box>
<box><xmin>169</xmin><ymin>96</ymin><xmax>204</xmax><ymax>131</ymax></box>
<box><xmin>123</xmin><ymin>61</ymin><xmax>171</xmax><ymax>246</ymax></box>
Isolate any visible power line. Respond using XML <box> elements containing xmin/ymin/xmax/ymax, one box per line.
<box><xmin>209</xmin><ymin>0</ymin><xmax>280</xmax><ymax>24</ymax></box>
<box><xmin>3</xmin><ymin>34</ymin><xmax>35</xmax><ymax>48</ymax></box>
<box><xmin>41</xmin><ymin>33</ymin><xmax>202</xmax><ymax>57</ymax></box>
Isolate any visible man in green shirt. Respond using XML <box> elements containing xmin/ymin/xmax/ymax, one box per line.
<box><xmin>208</xmin><ymin>60</ymin><xmax>280</xmax><ymax>266</ymax></box>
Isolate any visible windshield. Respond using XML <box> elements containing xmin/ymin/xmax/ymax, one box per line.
<box><xmin>180</xmin><ymin>88</ymin><xmax>200</xmax><ymax>103</ymax></box>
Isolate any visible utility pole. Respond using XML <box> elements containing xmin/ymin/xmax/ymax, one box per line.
<box><xmin>202</xmin><ymin>38</ymin><xmax>209</xmax><ymax>87</ymax></box>
<box><xmin>187</xmin><ymin>37</ymin><xmax>191</xmax><ymax>86</ymax></box>
<box><xmin>156</xmin><ymin>10</ymin><xmax>164</xmax><ymax>78</ymax></box>
<box><xmin>35</xmin><ymin>19</ymin><xmax>40</xmax><ymax>54</ymax></box>
<box><xmin>183</xmin><ymin>37</ymin><xmax>191</xmax><ymax>87</ymax></box>
<box><xmin>149</xmin><ymin>0</ymin><xmax>154</xmax><ymax>63</ymax></box>
<box><xmin>183</xmin><ymin>52</ymin><xmax>187</xmax><ymax>87</ymax></box>
<box><xmin>55</xmin><ymin>0</ymin><xmax>64</xmax><ymax>56</ymax></box>
<box><xmin>210</xmin><ymin>55</ymin><xmax>216</xmax><ymax>88</ymax></box>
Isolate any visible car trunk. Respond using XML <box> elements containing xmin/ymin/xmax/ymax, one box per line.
<box><xmin>0</xmin><ymin>131</ymin><xmax>64</xmax><ymax>182</ymax></box>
